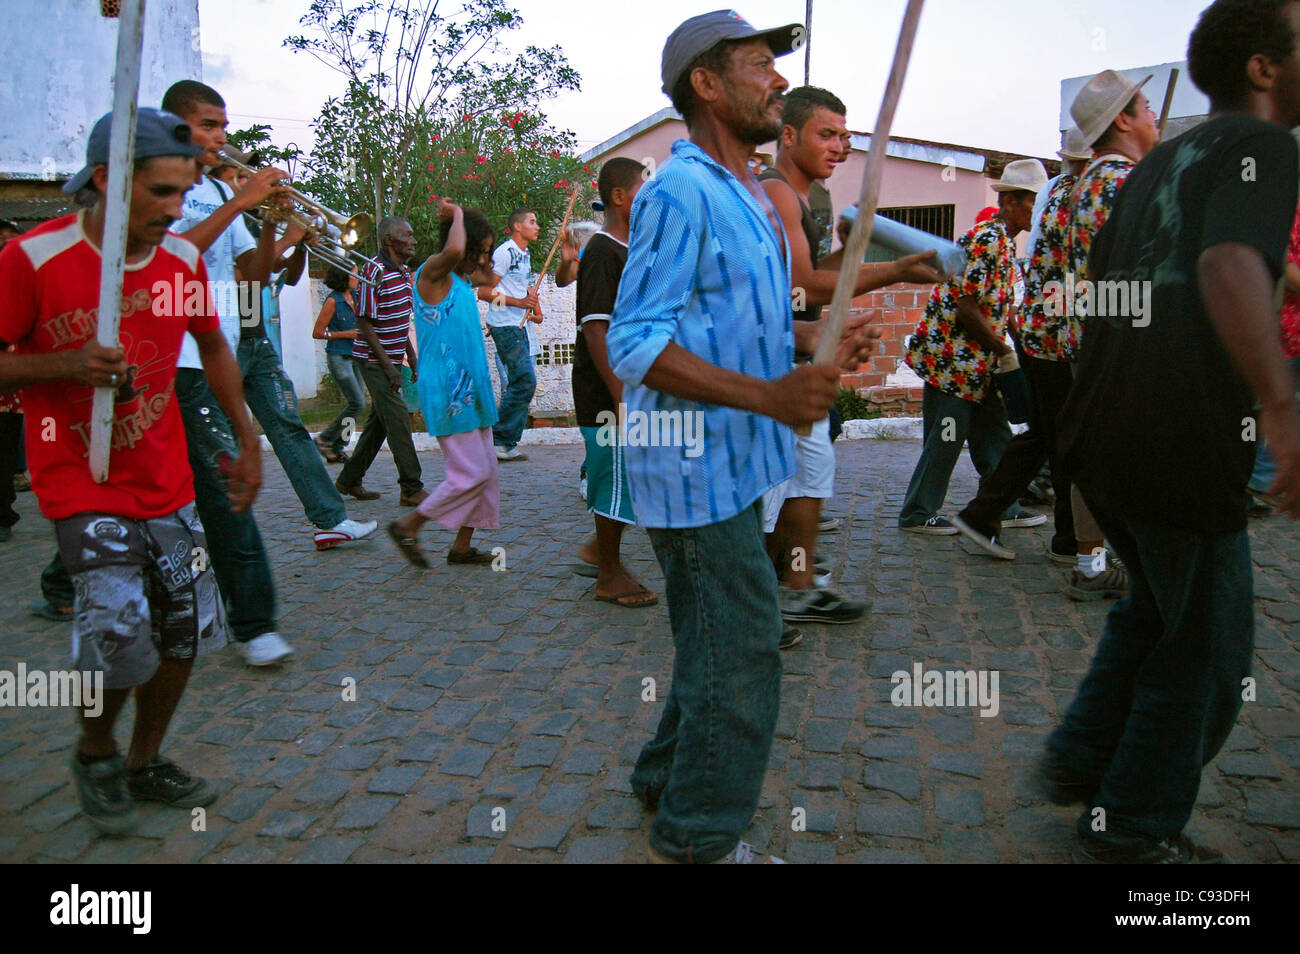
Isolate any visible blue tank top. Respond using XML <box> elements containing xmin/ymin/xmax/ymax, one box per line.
<box><xmin>411</xmin><ymin>269</ymin><xmax>498</xmax><ymax>436</ymax></box>
<box><xmin>326</xmin><ymin>290</ymin><xmax>358</xmax><ymax>356</ymax></box>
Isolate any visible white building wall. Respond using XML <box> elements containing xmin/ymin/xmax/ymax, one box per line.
<box><xmin>0</xmin><ymin>0</ymin><xmax>202</xmax><ymax>180</ymax></box>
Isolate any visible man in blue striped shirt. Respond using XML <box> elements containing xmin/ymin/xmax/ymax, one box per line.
<box><xmin>607</xmin><ymin>10</ymin><xmax>880</xmax><ymax>864</ymax></box>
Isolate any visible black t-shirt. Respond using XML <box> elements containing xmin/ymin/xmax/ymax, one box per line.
<box><xmin>573</xmin><ymin>232</ymin><xmax>627</xmax><ymax>427</ymax></box>
<box><xmin>758</xmin><ymin>166</ymin><xmax>826</xmax><ymax>330</ymax></box>
<box><xmin>1058</xmin><ymin>114</ymin><xmax>1298</xmax><ymax>533</ymax></box>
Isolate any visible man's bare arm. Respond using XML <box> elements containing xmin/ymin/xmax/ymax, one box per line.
<box><xmin>0</xmin><ymin>340</ymin><xmax>126</xmax><ymax>393</ymax></box>
<box><xmin>953</xmin><ymin>295</ymin><xmax>1012</xmax><ymax>357</ymax></box>
<box><xmin>194</xmin><ymin>328</ymin><xmax>262</xmax><ymax>512</ymax></box>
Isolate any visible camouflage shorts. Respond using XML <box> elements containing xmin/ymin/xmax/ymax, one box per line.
<box><xmin>55</xmin><ymin>504</ymin><xmax>228</xmax><ymax>690</ymax></box>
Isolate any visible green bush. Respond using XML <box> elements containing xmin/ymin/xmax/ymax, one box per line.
<box><xmin>835</xmin><ymin>386</ymin><xmax>881</xmax><ymax>422</ymax></box>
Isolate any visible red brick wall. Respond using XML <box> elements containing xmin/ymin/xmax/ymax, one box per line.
<box><xmin>837</xmin><ymin>282</ymin><xmax>932</xmax><ymax>416</ymax></box>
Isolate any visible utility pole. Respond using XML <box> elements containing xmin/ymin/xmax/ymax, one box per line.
<box><xmin>804</xmin><ymin>0</ymin><xmax>812</xmax><ymax>85</ymax></box>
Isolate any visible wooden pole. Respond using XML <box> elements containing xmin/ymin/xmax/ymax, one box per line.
<box><xmin>519</xmin><ymin>183</ymin><xmax>582</xmax><ymax>327</ymax></box>
<box><xmin>800</xmin><ymin>0</ymin><xmax>925</xmax><ymax>433</ymax></box>
<box><xmin>804</xmin><ymin>0</ymin><xmax>812</xmax><ymax>86</ymax></box>
<box><xmin>89</xmin><ymin>0</ymin><xmax>146</xmax><ymax>483</ymax></box>
<box><xmin>1157</xmin><ymin>67</ymin><xmax>1180</xmax><ymax>139</ymax></box>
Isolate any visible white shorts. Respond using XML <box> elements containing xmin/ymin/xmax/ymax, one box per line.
<box><xmin>762</xmin><ymin>416</ymin><xmax>835</xmax><ymax>534</ymax></box>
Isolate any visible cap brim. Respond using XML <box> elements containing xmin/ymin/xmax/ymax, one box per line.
<box><xmin>751</xmin><ymin>23</ymin><xmax>805</xmax><ymax>57</ymax></box>
<box><xmin>62</xmin><ymin>165</ymin><xmax>96</xmax><ymax>195</ymax></box>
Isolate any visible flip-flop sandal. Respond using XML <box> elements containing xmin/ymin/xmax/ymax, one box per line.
<box><xmin>386</xmin><ymin>521</ymin><xmax>429</xmax><ymax>568</ymax></box>
<box><xmin>29</xmin><ymin>600</ymin><xmax>73</xmax><ymax>622</ymax></box>
<box><xmin>594</xmin><ymin>584</ymin><xmax>659</xmax><ymax>608</ymax></box>
<box><xmin>447</xmin><ymin>546</ymin><xmax>496</xmax><ymax>565</ymax></box>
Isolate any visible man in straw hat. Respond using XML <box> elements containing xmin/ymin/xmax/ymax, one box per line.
<box><xmin>949</xmin><ymin>129</ymin><xmax>1094</xmax><ymax>561</ymax></box>
<box><xmin>898</xmin><ymin>158</ymin><xmax>1049</xmax><ymax>538</ymax></box>
<box><xmin>0</xmin><ymin>108</ymin><xmax>259</xmax><ymax>832</ymax></box>
<box><xmin>1041</xmin><ymin>0</ymin><xmax>1300</xmax><ymax>863</ymax></box>
<box><xmin>605</xmin><ymin>9</ymin><xmax>879</xmax><ymax>864</ymax></box>
<box><xmin>1058</xmin><ymin>67</ymin><xmax>1160</xmax><ymax>600</ymax></box>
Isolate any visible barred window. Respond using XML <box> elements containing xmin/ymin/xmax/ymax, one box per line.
<box><xmin>535</xmin><ymin>342</ymin><xmax>575</xmax><ymax>366</ymax></box>
<box><xmin>864</xmin><ymin>204</ymin><xmax>957</xmax><ymax>264</ymax></box>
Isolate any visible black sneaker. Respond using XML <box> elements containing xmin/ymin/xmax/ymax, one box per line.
<box><xmin>900</xmin><ymin>515</ymin><xmax>958</xmax><ymax>535</ymax></box>
<box><xmin>779</xmin><ymin>625</ymin><xmax>803</xmax><ymax>650</ymax></box>
<box><xmin>128</xmin><ymin>757</ymin><xmax>217</xmax><ymax>808</ymax></box>
<box><xmin>780</xmin><ymin>587</ymin><xmax>866</xmax><ymax>624</ymax></box>
<box><xmin>1073</xmin><ymin>831</ymin><xmax>1224</xmax><ymax>864</ymax></box>
<box><xmin>71</xmin><ymin>752</ymin><xmax>138</xmax><ymax>834</ymax></box>
<box><xmin>1066</xmin><ymin>566</ymin><xmax>1129</xmax><ymax>601</ymax></box>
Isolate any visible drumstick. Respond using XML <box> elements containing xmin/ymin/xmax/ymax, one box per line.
<box><xmin>1157</xmin><ymin>68</ymin><xmax>1179</xmax><ymax>139</ymax></box>
<box><xmin>520</xmin><ymin>183</ymin><xmax>583</xmax><ymax>327</ymax></box>
<box><xmin>799</xmin><ymin>0</ymin><xmax>925</xmax><ymax>435</ymax></box>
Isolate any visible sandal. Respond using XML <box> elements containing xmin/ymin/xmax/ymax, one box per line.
<box><xmin>447</xmin><ymin>546</ymin><xmax>495</xmax><ymax>565</ymax></box>
<box><xmin>594</xmin><ymin>582</ymin><xmax>659</xmax><ymax>608</ymax></box>
<box><xmin>315</xmin><ymin>438</ymin><xmax>346</xmax><ymax>463</ymax></box>
<box><xmin>386</xmin><ymin>520</ymin><xmax>429</xmax><ymax>568</ymax></box>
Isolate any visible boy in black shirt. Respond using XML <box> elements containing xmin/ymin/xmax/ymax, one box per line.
<box><xmin>572</xmin><ymin>158</ymin><xmax>657</xmax><ymax>608</ymax></box>
<box><xmin>1042</xmin><ymin>0</ymin><xmax>1300</xmax><ymax>863</ymax></box>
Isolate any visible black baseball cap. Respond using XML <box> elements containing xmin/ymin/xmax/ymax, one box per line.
<box><xmin>63</xmin><ymin>107</ymin><xmax>204</xmax><ymax>195</ymax></box>
<box><xmin>661</xmin><ymin>10</ymin><xmax>804</xmax><ymax>96</ymax></box>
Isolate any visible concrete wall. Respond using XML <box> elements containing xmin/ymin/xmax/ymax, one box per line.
<box><xmin>0</xmin><ymin>0</ymin><xmax>201</xmax><ymax>180</ymax></box>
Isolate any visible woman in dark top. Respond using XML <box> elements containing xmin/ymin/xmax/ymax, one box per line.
<box><xmin>313</xmin><ymin>266</ymin><xmax>366</xmax><ymax>462</ymax></box>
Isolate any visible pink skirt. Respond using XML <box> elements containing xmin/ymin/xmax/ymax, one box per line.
<box><xmin>415</xmin><ymin>427</ymin><xmax>500</xmax><ymax>530</ymax></box>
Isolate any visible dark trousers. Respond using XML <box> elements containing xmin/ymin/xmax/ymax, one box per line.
<box><xmin>0</xmin><ymin>411</ymin><xmax>20</xmax><ymax>528</ymax></box>
<box><xmin>175</xmin><ymin>368</ymin><xmax>278</xmax><ymax>642</ymax></box>
<box><xmin>337</xmin><ymin>361</ymin><xmax>423</xmax><ymax>496</ymax></box>
<box><xmin>957</xmin><ymin>352</ymin><xmax>1077</xmax><ymax>552</ymax></box>
<box><xmin>1046</xmin><ymin>505</ymin><xmax>1253</xmax><ymax>847</ymax></box>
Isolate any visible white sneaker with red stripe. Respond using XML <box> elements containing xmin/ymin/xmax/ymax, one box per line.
<box><xmin>314</xmin><ymin>518</ymin><xmax>378</xmax><ymax>550</ymax></box>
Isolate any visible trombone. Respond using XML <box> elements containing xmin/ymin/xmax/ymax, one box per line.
<box><xmin>217</xmin><ymin>146</ymin><xmax>380</xmax><ymax>284</ymax></box>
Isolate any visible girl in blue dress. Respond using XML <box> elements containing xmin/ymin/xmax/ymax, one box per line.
<box><xmin>388</xmin><ymin>202</ymin><xmax>501</xmax><ymax>566</ymax></box>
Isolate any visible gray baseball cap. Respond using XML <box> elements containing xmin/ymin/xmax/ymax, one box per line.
<box><xmin>661</xmin><ymin>9</ymin><xmax>804</xmax><ymax>96</ymax></box>
<box><xmin>63</xmin><ymin>107</ymin><xmax>204</xmax><ymax>195</ymax></box>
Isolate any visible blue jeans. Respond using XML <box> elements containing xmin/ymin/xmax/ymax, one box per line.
<box><xmin>899</xmin><ymin>383</ymin><xmax>1019</xmax><ymax>526</ymax></box>
<box><xmin>1248</xmin><ymin>355</ymin><xmax>1300</xmax><ymax>493</ymax></box>
<box><xmin>631</xmin><ymin>502</ymin><xmax>783</xmax><ymax>863</ymax></box>
<box><xmin>488</xmin><ymin>325</ymin><xmax>535</xmax><ymax>450</ymax></box>
<box><xmin>319</xmin><ymin>352</ymin><xmax>367</xmax><ymax>455</ymax></box>
<box><xmin>1046</xmin><ymin>505</ymin><xmax>1254</xmax><ymax>847</ymax></box>
<box><xmin>174</xmin><ymin>368</ymin><xmax>277</xmax><ymax>643</ymax></box>
<box><xmin>237</xmin><ymin>337</ymin><xmax>346</xmax><ymax>529</ymax></box>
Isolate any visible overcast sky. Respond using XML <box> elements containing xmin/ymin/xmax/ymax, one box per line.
<box><xmin>200</xmin><ymin>0</ymin><xmax>1207</xmax><ymax>163</ymax></box>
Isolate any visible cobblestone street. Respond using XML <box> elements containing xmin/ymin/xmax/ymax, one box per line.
<box><xmin>2</xmin><ymin>438</ymin><xmax>1298</xmax><ymax>863</ymax></box>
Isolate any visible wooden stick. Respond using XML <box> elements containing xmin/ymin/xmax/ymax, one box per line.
<box><xmin>800</xmin><ymin>0</ymin><xmax>925</xmax><ymax>433</ymax></box>
<box><xmin>519</xmin><ymin>183</ymin><xmax>582</xmax><ymax>327</ymax></box>
<box><xmin>89</xmin><ymin>0</ymin><xmax>146</xmax><ymax>483</ymax></box>
<box><xmin>1157</xmin><ymin>67</ymin><xmax>1179</xmax><ymax>139</ymax></box>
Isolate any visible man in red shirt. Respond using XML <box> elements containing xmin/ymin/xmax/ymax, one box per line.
<box><xmin>0</xmin><ymin>108</ymin><xmax>262</xmax><ymax>834</ymax></box>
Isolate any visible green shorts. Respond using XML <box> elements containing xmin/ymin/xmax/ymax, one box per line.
<box><xmin>580</xmin><ymin>425</ymin><xmax>636</xmax><ymax>525</ymax></box>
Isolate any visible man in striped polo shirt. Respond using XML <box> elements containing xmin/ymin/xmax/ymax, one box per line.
<box><xmin>607</xmin><ymin>11</ymin><xmax>879</xmax><ymax>864</ymax></box>
<box><xmin>336</xmin><ymin>216</ymin><xmax>427</xmax><ymax>505</ymax></box>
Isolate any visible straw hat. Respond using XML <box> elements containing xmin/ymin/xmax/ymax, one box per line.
<box><xmin>991</xmin><ymin>159</ymin><xmax>1049</xmax><ymax>194</ymax></box>
<box><xmin>1057</xmin><ymin>126</ymin><xmax>1093</xmax><ymax>161</ymax></box>
<box><xmin>1070</xmin><ymin>69</ymin><xmax>1153</xmax><ymax>147</ymax></box>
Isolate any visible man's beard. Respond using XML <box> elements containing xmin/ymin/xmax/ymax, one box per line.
<box><xmin>730</xmin><ymin>90</ymin><xmax>784</xmax><ymax>146</ymax></box>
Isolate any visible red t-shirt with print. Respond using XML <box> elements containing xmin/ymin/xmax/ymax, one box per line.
<box><xmin>1282</xmin><ymin>204</ymin><xmax>1300</xmax><ymax>361</ymax></box>
<box><xmin>0</xmin><ymin>212</ymin><xmax>219</xmax><ymax>520</ymax></box>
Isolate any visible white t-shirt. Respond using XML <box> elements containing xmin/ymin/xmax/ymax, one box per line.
<box><xmin>485</xmin><ymin>239</ymin><xmax>531</xmax><ymax>329</ymax></box>
<box><xmin>174</xmin><ymin>176</ymin><xmax>257</xmax><ymax>369</ymax></box>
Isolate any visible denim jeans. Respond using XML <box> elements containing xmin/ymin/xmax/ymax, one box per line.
<box><xmin>631</xmin><ymin>502</ymin><xmax>783</xmax><ymax>863</ymax></box>
<box><xmin>337</xmin><ymin>360</ymin><xmax>424</xmax><ymax>496</ymax></box>
<box><xmin>237</xmin><ymin>336</ymin><xmax>346</xmax><ymax>529</ymax></box>
<box><xmin>319</xmin><ymin>352</ymin><xmax>367</xmax><ymax>455</ymax></box>
<box><xmin>174</xmin><ymin>368</ymin><xmax>277</xmax><ymax>642</ymax></box>
<box><xmin>899</xmin><ymin>384</ymin><xmax>1018</xmax><ymax>527</ymax></box>
<box><xmin>1248</xmin><ymin>355</ymin><xmax>1300</xmax><ymax>493</ymax></box>
<box><xmin>1046</xmin><ymin>504</ymin><xmax>1254</xmax><ymax>847</ymax></box>
<box><xmin>41</xmin><ymin>549</ymin><xmax>75</xmax><ymax>609</ymax></box>
<box><xmin>957</xmin><ymin>352</ymin><xmax>1076</xmax><ymax>551</ymax></box>
<box><xmin>488</xmin><ymin>325</ymin><xmax>535</xmax><ymax>450</ymax></box>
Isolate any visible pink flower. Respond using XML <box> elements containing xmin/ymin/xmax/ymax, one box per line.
<box><xmin>476</xmin><ymin>155</ymin><xmax>486</xmax><ymax>164</ymax></box>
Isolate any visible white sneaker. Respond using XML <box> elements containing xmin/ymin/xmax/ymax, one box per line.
<box><xmin>647</xmin><ymin>840</ymin><xmax>784</xmax><ymax>864</ymax></box>
<box><xmin>314</xmin><ymin>518</ymin><xmax>378</xmax><ymax>550</ymax></box>
<box><xmin>496</xmin><ymin>446</ymin><xmax>527</xmax><ymax>461</ymax></box>
<box><xmin>237</xmin><ymin>632</ymin><xmax>294</xmax><ymax>666</ymax></box>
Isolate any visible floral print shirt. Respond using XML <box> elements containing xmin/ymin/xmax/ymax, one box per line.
<box><xmin>905</xmin><ymin>216</ymin><xmax>1017</xmax><ymax>402</ymax></box>
<box><xmin>1020</xmin><ymin>174</ymin><xmax>1078</xmax><ymax>361</ymax></box>
<box><xmin>1066</xmin><ymin>155</ymin><xmax>1134</xmax><ymax>351</ymax></box>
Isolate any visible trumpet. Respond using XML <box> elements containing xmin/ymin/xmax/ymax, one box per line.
<box><xmin>217</xmin><ymin>146</ymin><xmax>377</xmax><ymax>282</ymax></box>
